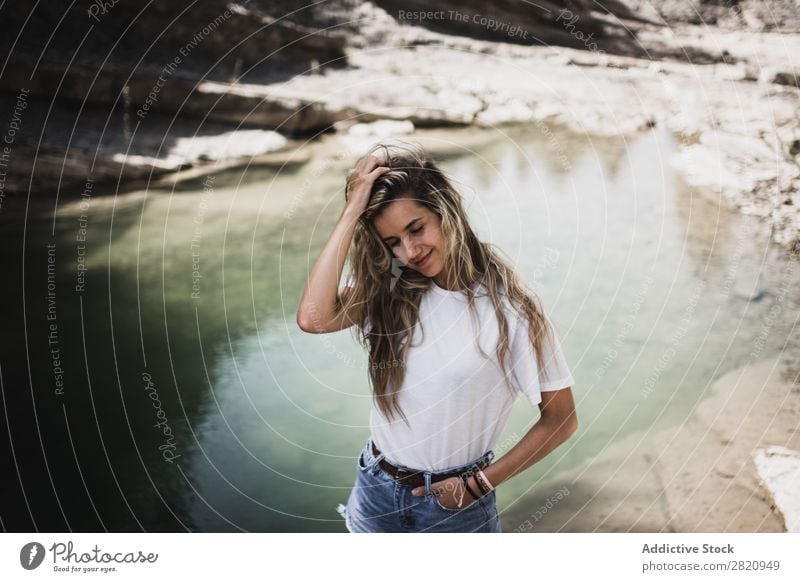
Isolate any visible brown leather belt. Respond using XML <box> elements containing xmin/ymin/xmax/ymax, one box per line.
<box><xmin>371</xmin><ymin>441</ymin><xmax>492</xmax><ymax>489</ymax></box>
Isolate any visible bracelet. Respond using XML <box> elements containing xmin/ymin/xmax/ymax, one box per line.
<box><xmin>475</xmin><ymin>469</ymin><xmax>495</xmax><ymax>493</ymax></box>
<box><xmin>460</xmin><ymin>473</ymin><xmax>481</xmax><ymax>501</ymax></box>
<box><xmin>472</xmin><ymin>471</ymin><xmax>489</xmax><ymax>496</ymax></box>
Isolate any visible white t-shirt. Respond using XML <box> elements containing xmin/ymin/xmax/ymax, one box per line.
<box><xmin>366</xmin><ymin>280</ymin><xmax>575</xmax><ymax>471</ymax></box>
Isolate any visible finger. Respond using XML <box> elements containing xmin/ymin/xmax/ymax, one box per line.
<box><xmin>357</xmin><ymin>154</ymin><xmax>380</xmax><ymax>172</ymax></box>
<box><xmin>364</xmin><ymin>166</ymin><xmax>390</xmax><ymax>183</ymax></box>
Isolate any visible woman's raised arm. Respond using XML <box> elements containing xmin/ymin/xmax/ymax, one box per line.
<box><xmin>296</xmin><ymin>155</ymin><xmax>390</xmax><ymax>334</ymax></box>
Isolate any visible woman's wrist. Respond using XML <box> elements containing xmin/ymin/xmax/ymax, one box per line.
<box><xmin>461</xmin><ymin>474</ymin><xmax>481</xmax><ymax>501</ymax></box>
<box><xmin>459</xmin><ymin>471</ymin><xmax>495</xmax><ymax>501</ymax></box>
<box><xmin>475</xmin><ymin>469</ymin><xmax>494</xmax><ymax>494</ymax></box>
<box><xmin>341</xmin><ymin>201</ymin><xmax>365</xmax><ymax>221</ymax></box>
<box><xmin>482</xmin><ymin>464</ymin><xmax>506</xmax><ymax>490</ymax></box>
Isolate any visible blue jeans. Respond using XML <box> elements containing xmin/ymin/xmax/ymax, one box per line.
<box><xmin>336</xmin><ymin>436</ymin><xmax>502</xmax><ymax>532</ymax></box>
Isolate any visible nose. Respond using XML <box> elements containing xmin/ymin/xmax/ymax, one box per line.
<box><xmin>407</xmin><ymin>241</ymin><xmax>423</xmax><ymax>262</ymax></box>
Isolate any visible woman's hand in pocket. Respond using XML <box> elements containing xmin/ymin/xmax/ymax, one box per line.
<box><xmin>412</xmin><ymin>476</ymin><xmax>479</xmax><ymax>510</ymax></box>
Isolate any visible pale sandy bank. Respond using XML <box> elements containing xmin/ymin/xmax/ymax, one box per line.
<box><xmin>505</xmin><ymin>355</ymin><xmax>799</xmax><ymax>532</ymax></box>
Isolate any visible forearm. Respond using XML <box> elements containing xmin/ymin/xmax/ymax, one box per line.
<box><xmin>297</xmin><ymin>205</ymin><xmax>361</xmax><ymax>328</ymax></box>
<box><xmin>483</xmin><ymin>418</ymin><xmax>577</xmax><ymax>488</ymax></box>
<box><xmin>410</xmin><ymin>415</ymin><xmax>577</xmax><ymax>502</ymax></box>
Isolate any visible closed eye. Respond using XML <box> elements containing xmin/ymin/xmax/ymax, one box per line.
<box><xmin>388</xmin><ymin>226</ymin><xmax>424</xmax><ymax>248</ymax></box>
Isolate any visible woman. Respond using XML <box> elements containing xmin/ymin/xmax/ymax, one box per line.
<box><xmin>296</xmin><ymin>141</ymin><xmax>577</xmax><ymax>533</ymax></box>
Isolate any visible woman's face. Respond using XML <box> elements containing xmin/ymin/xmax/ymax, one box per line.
<box><xmin>373</xmin><ymin>198</ymin><xmax>447</xmax><ymax>284</ymax></box>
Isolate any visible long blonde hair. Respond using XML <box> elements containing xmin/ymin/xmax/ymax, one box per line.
<box><xmin>342</xmin><ymin>141</ymin><xmax>556</xmax><ymax>424</ymax></box>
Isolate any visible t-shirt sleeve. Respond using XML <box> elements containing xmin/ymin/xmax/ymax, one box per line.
<box><xmin>509</xmin><ymin>314</ymin><xmax>575</xmax><ymax>406</ymax></box>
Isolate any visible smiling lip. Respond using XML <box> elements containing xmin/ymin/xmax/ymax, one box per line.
<box><xmin>414</xmin><ymin>250</ymin><xmax>433</xmax><ymax>268</ymax></box>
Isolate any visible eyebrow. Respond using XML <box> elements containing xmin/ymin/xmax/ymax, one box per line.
<box><xmin>382</xmin><ymin>217</ymin><xmax>423</xmax><ymax>244</ymax></box>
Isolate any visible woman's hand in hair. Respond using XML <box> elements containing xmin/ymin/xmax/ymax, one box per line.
<box><xmin>344</xmin><ymin>155</ymin><xmax>391</xmax><ymax>215</ymax></box>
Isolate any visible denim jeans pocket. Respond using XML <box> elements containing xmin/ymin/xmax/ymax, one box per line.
<box><xmin>357</xmin><ymin>445</ymin><xmax>372</xmax><ymax>472</ymax></box>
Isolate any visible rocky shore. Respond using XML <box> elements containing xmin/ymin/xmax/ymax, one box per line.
<box><xmin>1</xmin><ymin>0</ymin><xmax>798</xmax><ymax>253</ymax></box>
<box><xmin>0</xmin><ymin>0</ymin><xmax>800</xmax><ymax>250</ymax></box>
